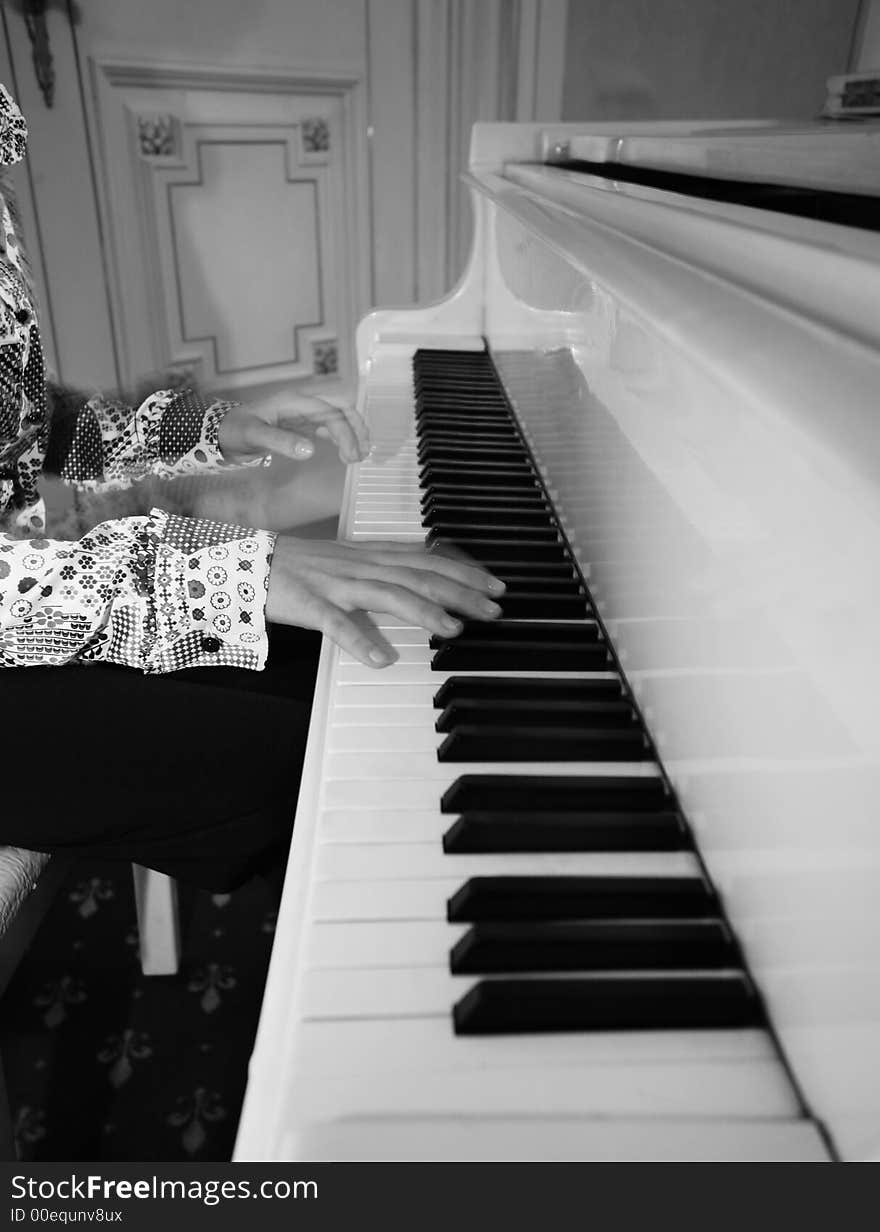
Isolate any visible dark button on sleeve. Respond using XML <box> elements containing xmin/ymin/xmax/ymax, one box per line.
<box><xmin>200</xmin><ymin>635</ymin><xmax>221</xmax><ymax>653</ymax></box>
<box><xmin>15</xmin><ymin>308</ymin><xmax>30</xmax><ymax>325</ymax></box>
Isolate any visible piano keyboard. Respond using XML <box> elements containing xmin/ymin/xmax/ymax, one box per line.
<box><xmin>236</xmin><ymin>345</ymin><xmax>831</xmax><ymax>1162</ymax></box>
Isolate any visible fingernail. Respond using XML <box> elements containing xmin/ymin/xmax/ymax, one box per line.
<box><xmin>294</xmin><ymin>441</ymin><xmax>314</xmax><ymax>458</ymax></box>
<box><xmin>482</xmin><ymin>600</ymin><xmax>502</xmax><ymax>617</ymax></box>
<box><xmin>441</xmin><ymin>616</ymin><xmax>462</xmax><ymax>634</ymax></box>
<box><xmin>368</xmin><ymin>648</ymin><xmax>392</xmax><ymax>666</ymax></box>
<box><xmin>487</xmin><ymin>577</ymin><xmax>506</xmax><ymax>593</ymax></box>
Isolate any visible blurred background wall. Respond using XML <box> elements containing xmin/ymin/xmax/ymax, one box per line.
<box><xmin>562</xmin><ymin>0</ymin><xmax>863</xmax><ymax>122</ymax></box>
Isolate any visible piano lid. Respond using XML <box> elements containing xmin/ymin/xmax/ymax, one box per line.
<box><xmin>541</xmin><ymin>120</ymin><xmax>880</xmax><ymax>199</ymax></box>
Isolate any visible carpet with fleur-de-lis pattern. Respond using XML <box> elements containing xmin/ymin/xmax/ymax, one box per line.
<box><xmin>1</xmin><ymin>858</ymin><xmax>278</xmax><ymax>1161</ymax></box>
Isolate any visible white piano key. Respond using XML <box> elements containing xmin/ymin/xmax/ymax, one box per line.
<box><xmin>334</xmin><ymin>663</ymin><xmax>618</xmax><ymax>684</ymax></box>
<box><xmin>322</xmin><ymin>779</ymin><xmax>455</xmax><ymax>809</ymax></box>
<box><xmin>332</xmin><ymin>683</ymin><xmax>437</xmax><ymax>706</ymax></box>
<box><xmin>351</xmin><ymin>523</ymin><xmax>425</xmax><ymax>533</ymax></box>
<box><xmin>300</xmin><ymin>965</ymin><xmax>747</xmax><ymax>1020</ymax></box>
<box><xmin>321</xmin><ymin>772</ymin><xmax>660</xmax><ymax>810</ymax></box>
<box><xmin>350</xmin><ymin>531</ymin><xmax>426</xmax><ymax>539</ymax></box>
<box><xmin>309</xmin><ymin>873</ymin><xmax>697</xmax><ymax>922</ymax></box>
<box><xmin>284</xmin><ymin>1117</ymin><xmax>829</xmax><ymax>1163</ymax></box>
<box><xmin>353</xmin><ymin>507</ymin><xmax>424</xmax><ymax>517</ymax></box>
<box><xmin>310</xmin><ymin>877</ymin><xmax>486</xmax><ymax>920</ymax></box>
<box><xmin>312</xmin><ymin>843</ymin><xmax>699</xmax><ymax>881</ymax></box>
<box><xmin>330</xmin><ymin>705</ymin><xmax>429</xmax><ymax>728</ymax></box>
<box><xmin>328</xmin><ymin>724</ymin><xmax>441</xmax><ymax>753</ymax></box>
<box><xmin>284</xmin><ymin>1057</ymin><xmax>799</xmax><ymax>1119</ymax></box>
<box><xmin>306</xmin><ymin>921</ymin><xmax>466</xmax><ymax>967</ymax></box>
<box><xmin>319</xmin><ymin>810</ymin><xmax>448</xmax><ymax>843</ymax></box>
<box><xmin>323</xmin><ymin>752</ymin><xmax>661</xmax><ymax>781</ymax></box>
<box><xmin>290</xmin><ymin>1017</ymin><xmax>776</xmax><ymax>1071</ymax></box>
<box><xmin>349</xmin><ymin>625</ymin><xmax>429</xmax><ymax>646</ymax></box>
<box><xmin>327</xmin><ymin>721</ymin><xmax>641</xmax><ymax>754</ymax></box>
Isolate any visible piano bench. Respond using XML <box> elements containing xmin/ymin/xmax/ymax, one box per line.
<box><xmin>0</xmin><ymin>851</ymin><xmax>181</xmax><ymax>1159</ymax></box>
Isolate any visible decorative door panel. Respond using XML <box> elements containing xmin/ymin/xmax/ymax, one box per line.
<box><xmin>88</xmin><ymin>63</ymin><xmax>369</xmax><ymax>394</ymax></box>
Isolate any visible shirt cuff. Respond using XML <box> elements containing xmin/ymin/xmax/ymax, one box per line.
<box><xmin>184</xmin><ymin>398</ymin><xmax>272</xmax><ymax>475</ymax></box>
<box><xmin>140</xmin><ymin>508</ymin><xmax>276</xmax><ymax>673</ymax></box>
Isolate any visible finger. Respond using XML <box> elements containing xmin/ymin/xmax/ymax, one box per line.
<box><xmin>314</xmin><ymin>410</ymin><xmax>370</xmax><ymax>458</ymax></box>
<box><xmin>427</xmin><ymin>538</ymin><xmax>481</xmax><ymax>566</ymax></box>
<box><xmin>246</xmin><ymin>421</ymin><xmax>315</xmax><ymax>461</ymax></box>
<box><xmin>280</xmin><ymin>401</ymin><xmax>362</xmax><ymax>463</ymax></box>
<box><xmin>350</xmin><ymin>543</ymin><xmax>506</xmax><ymax>595</ymax></box>
<box><xmin>318</xmin><ymin>600</ymin><xmax>398</xmax><ymax>668</ymax></box>
<box><xmin>327</xmin><ymin>578</ymin><xmax>466</xmax><ymax>637</ymax></box>
<box><xmin>343</xmin><ymin>404</ymin><xmax>371</xmax><ymax>456</ymax></box>
<box><xmin>340</xmin><ymin>562</ymin><xmax>504</xmax><ymax>622</ymax></box>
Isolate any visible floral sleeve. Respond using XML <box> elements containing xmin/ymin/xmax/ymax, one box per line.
<box><xmin>0</xmin><ymin>508</ymin><xmax>276</xmax><ymax>672</ymax></box>
<box><xmin>50</xmin><ymin>387</ymin><xmax>268</xmax><ymax>492</ymax></box>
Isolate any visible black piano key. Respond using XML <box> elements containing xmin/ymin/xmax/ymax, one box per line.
<box><xmin>422</xmin><ymin>506</ymin><xmax>554</xmax><ymax>528</ymax></box>
<box><xmin>414</xmin><ymin>386</ymin><xmax>502</xmax><ymax>397</ymax></box>
<box><xmin>431</xmin><ymin>640</ymin><xmax>610</xmax><ymax>672</ymax></box>
<box><xmin>415</xmin><ymin>417</ymin><xmax>513</xmax><ymax>431</ymax></box>
<box><xmin>496</xmin><ymin>574</ymin><xmax>581</xmax><ymax>592</ymax></box>
<box><xmin>452</xmin><ymin>976</ymin><xmax>762</xmax><ymax>1034</ymax></box>
<box><xmin>498</xmin><ymin>593</ymin><xmax>590</xmax><ymax>619</ymax></box>
<box><xmin>418</xmin><ymin>449</ymin><xmax>529</xmax><ymax>466</ymax></box>
<box><xmin>414</xmin><ymin>371</ymin><xmax>501</xmax><ymax>383</ymax></box>
<box><xmin>441</xmin><ymin>775</ymin><xmax>668</xmax><ymax>813</ymax></box>
<box><xmin>422</xmin><ymin>469</ymin><xmax>538</xmax><ymax>489</ymax></box>
<box><xmin>415</xmin><ymin>403</ymin><xmax>511</xmax><ymax>416</ymax></box>
<box><xmin>413</xmin><ymin>349</ymin><xmax>490</xmax><ymax>360</ymax></box>
<box><xmin>428</xmin><ymin>541</ymin><xmax>570</xmax><ymax>565</ymax></box>
<box><xmin>414</xmin><ymin>374</ymin><xmax>503</xmax><ymax>386</ymax></box>
<box><xmin>427</xmin><ymin>523</ymin><xmax>560</xmax><ymax>544</ymax></box>
<box><xmin>414</xmin><ymin>436</ymin><xmax>520</xmax><ymax>450</ymax></box>
<box><xmin>437</xmin><ymin>725</ymin><xmax>651</xmax><ymax>762</ymax></box>
<box><xmin>423</xmin><ymin>500</ymin><xmax>551</xmax><ymax>521</ymax></box>
<box><xmin>420</xmin><ymin>465</ymin><xmax>535</xmax><ymax>485</ymax></box>
<box><xmin>416</xmin><ymin>414</ymin><xmax>514</xmax><ymax>429</ymax></box>
<box><xmin>435</xmin><ymin>698</ymin><xmax>637</xmax><ymax>731</ymax></box>
<box><xmin>431</xmin><ymin>620</ymin><xmax>600</xmax><ymax>647</ymax></box>
<box><xmin>422</xmin><ymin>482</ymin><xmax>544</xmax><ymax>504</ymax></box>
<box><xmin>420</xmin><ymin>453</ymin><xmax>529</xmax><ymax>470</ymax></box>
<box><xmin>418</xmin><ymin>442</ymin><xmax>526</xmax><ymax>458</ymax></box>
<box><xmin>446</xmin><ymin>875</ymin><xmax>718</xmax><ymax>922</ymax></box>
<box><xmin>415</xmin><ymin>405</ymin><xmax>508</xmax><ymax>418</ymax></box>
<box><xmin>433</xmin><ymin>677</ymin><xmax>625</xmax><ymax>708</ymax></box>
<box><xmin>414</xmin><ymin>366</ymin><xmax>499</xmax><ymax>378</ymax></box>
<box><xmin>477</xmin><ymin>561</ymin><xmax>578</xmax><ymax>580</ymax></box>
<box><xmin>441</xmin><ymin>809</ymin><xmax>689</xmax><ymax>852</ymax></box>
<box><xmin>421</xmin><ymin>482</ymin><xmax>544</xmax><ymax>502</ymax></box>
<box><xmin>449</xmin><ymin>920</ymin><xmax>738</xmax><ymax>974</ymax></box>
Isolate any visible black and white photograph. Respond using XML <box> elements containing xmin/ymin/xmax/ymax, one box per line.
<box><xmin>0</xmin><ymin>0</ymin><xmax>877</xmax><ymax>1194</ymax></box>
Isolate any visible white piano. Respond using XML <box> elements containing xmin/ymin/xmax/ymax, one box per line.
<box><xmin>235</xmin><ymin>120</ymin><xmax>880</xmax><ymax>1163</ymax></box>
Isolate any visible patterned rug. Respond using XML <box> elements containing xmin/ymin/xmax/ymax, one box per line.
<box><xmin>1</xmin><ymin>858</ymin><xmax>278</xmax><ymax>1161</ymax></box>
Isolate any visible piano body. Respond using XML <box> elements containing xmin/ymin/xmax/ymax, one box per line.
<box><xmin>236</xmin><ymin>120</ymin><xmax>880</xmax><ymax>1162</ymax></box>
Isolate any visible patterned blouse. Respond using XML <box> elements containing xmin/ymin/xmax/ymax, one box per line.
<box><xmin>0</xmin><ymin>85</ymin><xmax>275</xmax><ymax>673</ymax></box>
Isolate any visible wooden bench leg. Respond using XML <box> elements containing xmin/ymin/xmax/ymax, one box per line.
<box><xmin>131</xmin><ymin>866</ymin><xmax>181</xmax><ymax>976</ymax></box>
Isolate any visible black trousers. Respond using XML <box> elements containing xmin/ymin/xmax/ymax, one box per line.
<box><xmin>1</xmin><ymin>625</ymin><xmax>321</xmax><ymax>892</ymax></box>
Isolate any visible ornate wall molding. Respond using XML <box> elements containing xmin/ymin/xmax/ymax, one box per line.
<box><xmin>84</xmin><ymin>57</ymin><xmax>370</xmax><ymax>391</ymax></box>
<box><xmin>136</xmin><ymin>112</ymin><xmax>180</xmax><ymax>159</ymax></box>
